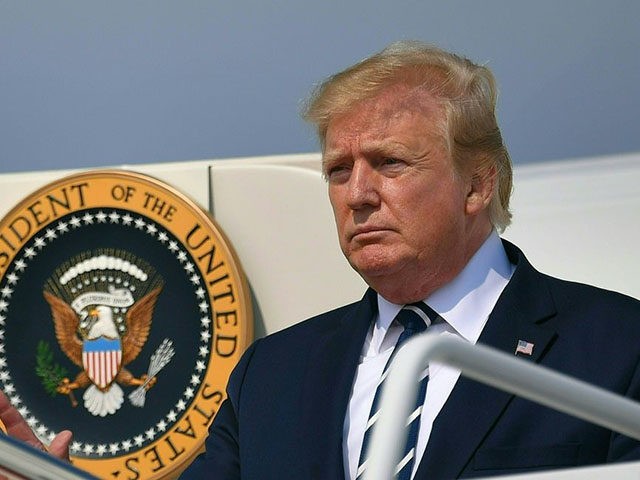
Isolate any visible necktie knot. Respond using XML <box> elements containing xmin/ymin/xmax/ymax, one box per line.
<box><xmin>396</xmin><ymin>302</ymin><xmax>435</xmax><ymax>334</ymax></box>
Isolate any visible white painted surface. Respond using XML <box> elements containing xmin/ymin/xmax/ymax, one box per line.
<box><xmin>505</xmin><ymin>152</ymin><xmax>640</xmax><ymax>299</ymax></box>
<box><xmin>208</xmin><ymin>163</ymin><xmax>364</xmax><ymax>335</ymax></box>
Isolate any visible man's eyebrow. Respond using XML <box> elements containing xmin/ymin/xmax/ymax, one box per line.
<box><xmin>322</xmin><ymin>151</ymin><xmax>348</xmax><ymax>167</ymax></box>
<box><xmin>360</xmin><ymin>140</ymin><xmax>413</xmax><ymax>158</ymax></box>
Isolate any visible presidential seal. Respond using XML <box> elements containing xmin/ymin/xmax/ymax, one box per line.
<box><xmin>0</xmin><ymin>170</ymin><xmax>253</xmax><ymax>479</ymax></box>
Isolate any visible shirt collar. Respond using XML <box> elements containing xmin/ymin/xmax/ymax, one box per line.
<box><xmin>376</xmin><ymin>231</ymin><xmax>514</xmax><ymax>343</ymax></box>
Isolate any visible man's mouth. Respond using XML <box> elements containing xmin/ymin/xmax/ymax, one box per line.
<box><xmin>350</xmin><ymin>226</ymin><xmax>390</xmax><ymax>241</ymax></box>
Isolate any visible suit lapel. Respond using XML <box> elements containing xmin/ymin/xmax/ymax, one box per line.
<box><xmin>302</xmin><ymin>289</ymin><xmax>377</xmax><ymax>479</ymax></box>
<box><xmin>416</xmin><ymin>241</ymin><xmax>559</xmax><ymax>479</ymax></box>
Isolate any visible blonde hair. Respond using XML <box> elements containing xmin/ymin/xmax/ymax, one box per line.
<box><xmin>303</xmin><ymin>40</ymin><xmax>513</xmax><ymax>231</ymax></box>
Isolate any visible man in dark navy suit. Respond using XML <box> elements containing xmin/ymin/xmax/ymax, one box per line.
<box><xmin>3</xmin><ymin>41</ymin><xmax>640</xmax><ymax>479</ymax></box>
<box><xmin>188</xmin><ymin>41</ymin><xmax>640</xmax><ymax>479</ymax></box>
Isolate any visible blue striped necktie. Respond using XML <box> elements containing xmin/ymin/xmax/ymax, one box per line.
<box><xmin>356</xmin><ymin>302</ymin><xmax>437</xmax><ymax>480</ymax></box>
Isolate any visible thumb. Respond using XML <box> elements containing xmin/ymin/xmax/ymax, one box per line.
<box><xmin>48</xmin><ymin>430</ymin><xmax>73</xmax><ymax>461</ymax></box>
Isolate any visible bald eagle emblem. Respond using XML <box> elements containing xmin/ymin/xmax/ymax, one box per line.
<box><xmin>41</xmin><ymin>251</ymin><xmax>175</xmax><ymax>417</ymax></box>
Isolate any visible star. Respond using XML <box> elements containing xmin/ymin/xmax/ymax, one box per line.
<box><xmin>145</xmin><ymin>428</ymin><xmax>155</xmax><ymax>440</ymax></box>
<box><xmin>199</xmin><ymin>301</ymin><xmax>208</xmax><ymax>313</ymax></box>
<box><xmin>200</xmin><ymin>317</ymin><xmax>211</xmax><ymax>328</ymax></box>
<box><xmin>190</xmin><ymin>274</ymin><xmax>201</xmax><ymax>285</ymax></box>
<box><xmin>157</xmin><ymin>232</ymin><xmax>169</xmax><ymax>243</ymax></box>
<box><xmin>24</xmin><ymin>247</ymin><xmax>36</xmax><ymax>259</ymax></box>
<box><xmin>109</xmin><ymin>211</ymin><xmax>121</xmax><ymax>223</ymax></box>
<box><xmin>0</xmin><ymin>301</ymin><xmax>7</xmax><ymax>312</ymax></box>
<box><xmin>1</xmin><ymin>286</ymin><xmax>13</xmax><ymax>298</ymax></box>
<box><xmin>184</xmin><ymin>388</ymin><xmax>194</xmax><ymax>399</ymax></box>
<box><xmin>190</xmin><ymin>374</ymin><xmax>200</xmax><ymax>385</ymax></box>
<box><xmin>71</xmin><ymin>441</ymin><xmax>82</xmax><ymax>452</ymax></box>
<box><xmin>14</xmin><ymin>260</ymin><xmax>26</xmax><ymax>271</ymax></box>
<box><xmin>4</xmin><ymin>383</ymin><xmax>15</xmax><ymax>394</ymax></box>
<box><xmin>168</xmin><ymin>241</ymin><xmax>179</xmax><ymax>252</ymax></box>
<box><xmin>133</xmin><ymin>435</ymin><xmax>144</xmax><ymax>447</ymax></box>
<box><xmin>176</xmin><ymin>400</ymin><xmax>187</xmax><ymax>411</ymax></box>
<box><xmin>122</xmin><ymin>214</ymin><xmax>133</xmax><ymax>225</ymax></box>
<box><xmin>82</xmin><ymin>212</ymin><xmax>94</xmax><ymax>224</ymax></box>
<box><xmin>121</xmin><ymin>440</ymin><xmax>132</xmax><ymax>451</ymax></box>
<box><xmin>6</xmin><ymin>273</ymin><xmax>18</xmax><ymax>284</ymax></box>
<box><xmin>177</xmin><ymin>251</ymin><xmax>187</xmax><ymax>263</ymax></box>
<box><xmin>36</xmin><ymin>425</ymin><xmax>47</xmax><ymax>436</ymax></box>
<box><xmin>56</xmin><ymin>221</ymin><xmax>69</xmax><ymax>233</ymax></box>
<box><xmin>134</xmin><ymin>218</ymin><xmax>146</xmax><ymax>230</ymax></box>
<box><xmin>156</xmin><ymin>420</ymin><xmax>168</xmax><ymax>432</ymax></box>
<box><xmin>146</xmin><ymin>223</ymin><xmax>158</xmax><ymax>235</ymax></box>
<box><xmin>69</xmin><ymin>216</ymin><xmax>82</xmax><ymax>228</ymax></box>
<box><xmin>199</xmin><ymin>345</ymin><xmax>209</xmax><ymax>357</ymax></box>
<box><xmin>34</xmin><ymin>237</ymin><xmax>46</xmax><ymax>249</ymax></box>
<box><xmin>184</xmin><ymin>262</ymin><xmax>195</xmax><ymax>273</ymax></box>
<box><xmin>95</xmin><ymin>211</ymin><xmax>108</xmax><ymax>223</ymax></box>
<box><xmin>166</xmin><ymin>410</ymin><xmax>177</xmax><ymax>422</ymax></box>
<box><xmin>109</xmin><ymin>443</ymin><xmax>120</xmax><ymax>455</ymax></box>
<box><xmin>83</xmin><ymin>444</ymin><xmax>95</xmax><ymax>454</ymax></box>
<box><xmin>195</xmin><ymin>287</ymin><xmax>205</xmax><ymax>298</ymax></box>
<box><xmin>195</xmin><ymin>360</ymin><xmax>206</xmax><ymax>372</ymax></box>
<box><xmin>96</xmin><ymin>444</ymin><xmax>107</xmax><ymax>456</ymax></box>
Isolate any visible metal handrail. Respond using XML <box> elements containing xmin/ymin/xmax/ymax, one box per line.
<box><xmin>363</xmin><ymin>333</ymin><xmax>640</xmax><ymax>480</ymax></box>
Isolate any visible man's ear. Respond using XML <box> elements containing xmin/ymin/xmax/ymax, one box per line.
<box><xmin>465</xmin><ymin>162</ymin><xmax>496</xmax><ymax>215</ymax></box>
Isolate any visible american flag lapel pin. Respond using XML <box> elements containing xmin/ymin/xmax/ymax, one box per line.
<box><xmin>515</xmin><ymin>339</ymin><xmax>534</xmax><ymax>356</ymax></box>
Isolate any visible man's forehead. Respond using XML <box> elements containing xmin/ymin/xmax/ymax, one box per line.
<box><xmin>324</xmin><ymin>89</ymin><xmax>443</xmax><ymax>144</ymax></box>
<box><xmin>327</xmin><ymin>84</ymin><xmax>442</xmax><ymax>129</ymax></box>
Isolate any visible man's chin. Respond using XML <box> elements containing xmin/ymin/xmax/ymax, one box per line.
<box><xmin>348</xmin><ymin>253</ymin><xmax>405</xmax><ymax>282</ymax></box>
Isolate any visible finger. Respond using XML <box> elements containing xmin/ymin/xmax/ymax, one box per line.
<box><xmin>0</xmin><ymin>390</ymin><xmax>40</xmax><ymax>445</ymax></box>
<box><xmin>48</xmin><ymin>430</ymin><xmax>73</xmax><ymax>461</ymax></box>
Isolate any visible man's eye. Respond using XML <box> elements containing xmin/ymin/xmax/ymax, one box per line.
<box><xmin>381</xmin><ymin>157</ymin><xmax>403</xmax><ymax>167</ymax></box>
<box><xmin>326</xmin><ymin>164</ymin><xmax>348</xmax><ymax>177</ymax></box>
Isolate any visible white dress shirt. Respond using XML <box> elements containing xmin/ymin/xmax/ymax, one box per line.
<box><xmin>342</xmin><ymin>231</ymin><xmax>515</xmax><ymax>480</ymax></box>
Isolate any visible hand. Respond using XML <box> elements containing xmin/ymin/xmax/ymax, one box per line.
<box><xmin>0</xmin><ymin>389</ymin><xmax>72</xmax><ymax>461</ymax></box>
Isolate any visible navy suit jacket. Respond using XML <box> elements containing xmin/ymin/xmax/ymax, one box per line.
<box><xmin>184</xmin><ymin>241</ymin><xmax>640</xmax><ymax>479</ymax></box>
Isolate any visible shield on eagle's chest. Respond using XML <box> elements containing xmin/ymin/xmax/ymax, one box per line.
<box><xmin>82</xmin><ymin>337</ymin><xmax>123</xmax><ymax>389</ymax></box>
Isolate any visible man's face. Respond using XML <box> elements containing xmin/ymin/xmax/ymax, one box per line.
<box><xmin>323</xmin><ymin>85</ymin><xmax>490</xmax><ymax>303</ymax></box>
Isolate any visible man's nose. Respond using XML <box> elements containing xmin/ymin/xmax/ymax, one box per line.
<box><xmin>346</xmin><ymin>160</ymin><xmax>379</xmax><ymax>209</ymax></box>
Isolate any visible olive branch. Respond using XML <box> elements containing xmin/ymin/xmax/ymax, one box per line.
<box><xmin>35</xmin><ymin>341</ymin><xmax>77</xmax><ymax>406</ymax></box>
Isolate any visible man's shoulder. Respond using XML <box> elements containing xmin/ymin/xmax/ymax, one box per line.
<box><xmin>543</xmin><ymin>273</ymin><xmax>640</xmax><ymax>319</ymax></box>
<box><xmin>228</xmin><ymin>295</ymin><xmax>370</xmax><ymax>385</ymax></box>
